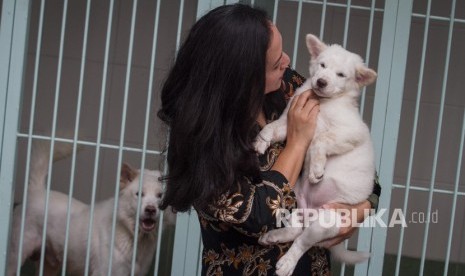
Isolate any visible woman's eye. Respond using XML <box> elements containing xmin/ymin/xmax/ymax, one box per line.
<box><xmin>337</xmin><ymin>73</ymin><xmax>345</xmax><ymax>77</ymax></box>
<box><xmin>320</xmin><ymin>63</ymin><xmax>326</xmax><ymax>68</ymax></box>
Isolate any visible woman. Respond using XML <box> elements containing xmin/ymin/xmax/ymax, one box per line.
<box><xmin>158</xmin><ymin>4</ymin><xmax>379</xmax><ymax>275</ymax></box>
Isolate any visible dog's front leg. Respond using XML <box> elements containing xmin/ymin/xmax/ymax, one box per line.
<box><xmin>258</xmin><ymin>226</ymin><xmax>303</xmax><ymax>246</ymax></box>
<box><xmin>254</xmin><ymin>116</ymin><xmax>288</xmax><ymax>154</ymax></box>
<box><xmin>259</xmin><ymin>208</ymin><xmax>304</xmax><ymax>245</ymax></box>
<box><xmin>322</xmin><ymin>126</ymin><xmax>362</xmax><ymax>156</ymax></box>
<box><xmin>308</xmin><ymin>127</ymin><xmax>359</xmax><ymax>183</ymax></box>
<box><xmin>308</xmin><ymin>136</ymin><xmax>327</xmax><ymax>183</ymax></box>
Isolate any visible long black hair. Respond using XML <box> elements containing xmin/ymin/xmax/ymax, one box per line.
<box><xmin>157</xmin><ymin>4</ymin><xmax>271</xmax><ymax>212</ymax></box>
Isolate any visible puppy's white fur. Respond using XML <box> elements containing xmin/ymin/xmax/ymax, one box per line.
<box><xmin>255</xmin><ymin>34</ymin><xmax>377</xmax><ymax>276</ymax></box>
<box><xmin>8</xmin><ymin>141</ymin><xmax>163</xmax><ymax>276</ymax></box>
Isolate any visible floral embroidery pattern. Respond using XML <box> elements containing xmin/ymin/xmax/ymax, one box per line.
<box><xmin>281</xmin><ymin>66</ymin><xmax>306</xmax><ymax>100</ymax></box>
<box><xmin>203</xmin><ymin>242</ymin><xmax>293</xmax><ymax>276</ymax></box>
<box><xmin>258</xmin><ymin>142</ymin><xmax>285</xmax><ymax>171</ymax></box>
<box><xmin>210</xmin><ymin>189</ymin><xmax>246</xmax><ymax>223</ymax></box>
<box><xmin>266</xmin><ymin>182</ymin><xmax>296</xmax><ymax>218</ymax></box>
<box><xmin>309</xmin><ymin>247</ymin><xmax>331</xmax><ymax>275</ymax></box>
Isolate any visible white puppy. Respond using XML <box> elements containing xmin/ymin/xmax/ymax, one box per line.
<box><xmin>8</xmin><ymin>141</ymin><xmax>163</xmax><ymax>276</ymax></box>
<box><xmin>255</xmin><ymin>34</ymin><xmax>377</xmax><ymax>276</ymax></box>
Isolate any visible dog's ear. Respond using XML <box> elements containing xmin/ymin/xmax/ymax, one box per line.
<box><xmin>355</xmin><ymin>66</ymin><xmax>377</xmax><ymax>87</ymax></box>
<box><xmin>120</xmin><ymin>163</ymin><xmax>137</xmax><ymax>189</ymax></box>
<box><xmin>306</xmin><ymin>34</ymin><xmax>327</xmax><ymax>58</ymax></box>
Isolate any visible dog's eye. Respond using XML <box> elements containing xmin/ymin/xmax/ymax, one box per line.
<box><xmin>337</xmin><ymin>73</ymin><xmax>345</xmax><ymax>78</ymax></box>
<box><xmin>135</xmin><ymin>191</ymin><xmax>145</xmax><ymax>197</ymax></box>
<box><xmin>157</xmin><ymin>192</ymin><xmax>163</xmax><ymax>198</ymax></box>
<box><xmin>320</xmin><ymin>63</ymin><xmax>326</xmax><ymax>68</ymax></box>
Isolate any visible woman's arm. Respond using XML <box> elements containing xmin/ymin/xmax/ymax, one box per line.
<box><xmin>271</xmin><ymin>91</ymin><xmax>319</xmax><ymax>188</ymax></box>
<box><xmin>316</xmin><ymin>200</ymin><xmax>371</xmax><ymax>248</ymax></box>
<box><xmin>198</xmin><ymin>91</ymin><xmax>319</xmax><ymax>236</ymax></box>
<box><xmin>318</xmin><ymin>174</ymin><xmax>382</xmax><ymax>247</ymax></box>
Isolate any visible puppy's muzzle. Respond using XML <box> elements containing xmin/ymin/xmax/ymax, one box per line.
<box><xmin>145</xmin><ymin>205</ymin><xmax>157</xmax><ymax>217</ymax></box>
<box><xmin>140</xmin><ymin>205</ymin><xmax>158</xmax><ymax>232</ymax></box>
<box><xmin>316</xmin><ymin>78</ymin><xmax>327</xmax><ymax>89</ymax></box>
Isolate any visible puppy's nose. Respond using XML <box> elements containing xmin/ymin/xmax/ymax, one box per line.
<box><xmin>145</xmin><ymin>206</ymin><xmax>157</xmax><ymax>216</ymax></box>
<box><xmin>317</xmin><ymin>78</ymin><xmax>327</xmax><ymax>88</ymax></box>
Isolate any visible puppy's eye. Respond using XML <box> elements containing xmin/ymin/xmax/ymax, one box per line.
<box><xmin>135</xmin><ymin>192</ymin><xmax>145</xmax><ymax>197</ymax></box>
<box><xmin>320</xmin><ymin>63</ymin><xmax>326</xmax><ymax>68</ymax></box>
<box><xmin>337</xmin><ymin>73</ymin><xmax>345</xmax><ymax>78</ymax></box>
<box><xmin>157</xmin><ymin>192</ymin><xmax>163</xmax><ymax>198</ymax></box>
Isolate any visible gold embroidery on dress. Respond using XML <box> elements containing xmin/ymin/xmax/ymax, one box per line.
<box><xmin>259</xmin><ymin>142</ymin><xmax>285</xmax><ymax>171</ymax></box>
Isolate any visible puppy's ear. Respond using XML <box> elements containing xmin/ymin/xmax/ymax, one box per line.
<box><xmin>306</xmin><ymin>34</ymin><xmax>327</xmax><ymax>58</ymax></box>
<box><xmin>355</xmin><ymin>66</ymin><xmax>377</xmax><ymax>87</ymax></box>
<box><xmin>120</xmin><ymin>163</ymin><xmax>137</xmax><ymax>189</ymax></box>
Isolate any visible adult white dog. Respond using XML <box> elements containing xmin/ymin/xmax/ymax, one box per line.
<box><xmin>8</xmin><ymin>141</ymin><xmax>163</xmax><ymax>276</ymax></box>
<box><xmin>255</xmin><ymin>34</ymin><xmax>377</xmax><ymax>276</ymax></box>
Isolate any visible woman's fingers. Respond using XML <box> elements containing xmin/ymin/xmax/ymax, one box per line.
<box><xmin>290</xmin><ymin>91</ymin><xmax>319</xmax><ymax>117</ymax></box>
<box><xmin>303</xmin><ymin>99</ymin><xmax>319</xmax><ymax>118</ymax></box>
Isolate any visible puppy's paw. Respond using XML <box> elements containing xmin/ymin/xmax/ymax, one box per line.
<box><xmin>308</xmin><ymin>169</ymin><xmax>323</xmax><ymax>184</ymax></box>
<box><xmin>308</xmin><ymin>159</ymin><xmax>325</xmax><ymax>183</ymax></box>
<box><xmin>254</xmin><ymin>127</ymin><xmax>274</xmax><ymax>154</ymax></box>
<box><xmin>275</xmin><ymin>256</ymin><xmax>296</xmax><ymax>276</ymax></box>
<box><xmin>259</xmin><ymin>232</ymin><xmax>280</xmax><ymax>245</ymax></box>
<box><xmin>254</xmin><ymin>138</ymin><xmax>271</xmax><ymax>154</ymax></box>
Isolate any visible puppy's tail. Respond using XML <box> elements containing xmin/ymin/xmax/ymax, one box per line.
<box><xmin>28</xmin><ymin>140</ymin><xmax>76</xmax><ymax>194</ymax></box>
<box><xmin>330</xmin><ymin>243</ymin><xmax>370</xmax><ymax>264</ymax></box>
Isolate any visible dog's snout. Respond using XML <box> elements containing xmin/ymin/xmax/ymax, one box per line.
<box><xmin>317</xmin><ymin>78</ymin><xmax>327</xmax><ymax>88</ymax></box>
<box><xmin>145</xmin><ymin>205</ymin><xmax>157</xmax><ymax>216</ymax></box>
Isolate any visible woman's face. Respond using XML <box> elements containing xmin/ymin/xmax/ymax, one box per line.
<box><xmin>265</xmin><ymin>24</ymin><xmax>290</xmax><ymax>94</ymax></box>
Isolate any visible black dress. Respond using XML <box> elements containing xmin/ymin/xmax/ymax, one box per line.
<box><xmin>196</xmin><ymin>68</ymin><xmax>331</xmax><ymax>276</ymax></box>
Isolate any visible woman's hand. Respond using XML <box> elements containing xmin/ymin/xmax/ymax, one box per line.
<box><xmin>271</xmin><ymin>90</ymin><xmax>319</xmax><ymax>187</ymax></box>
<box><xmin>317</xmin><ymin>200</ymin><xmax>372</xmax><ymax>248</ymax></box>
<box><xmin>286</xmin><ymin>90</ymin><xmax>320</xmax><ymax>151</ymax></box>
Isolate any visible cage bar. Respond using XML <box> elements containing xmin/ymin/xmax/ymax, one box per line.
<box><xmin>419</xmin><ymin>0</ymin><xmax>457</xmax><ymax>274</ymax></box>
